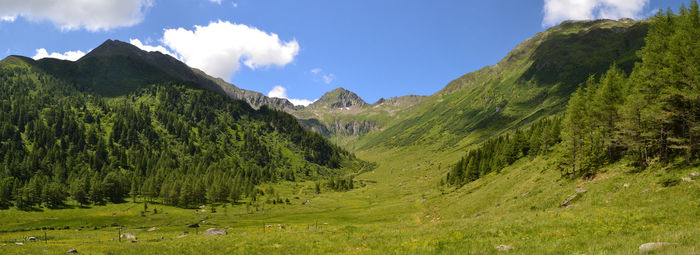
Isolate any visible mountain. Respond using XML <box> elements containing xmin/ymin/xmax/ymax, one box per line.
<box><xmin>18</xmin><ymin>39</ymin><xmax>300</xmax><ymax>112</ymax></box>
<box><xmin>289</xmin><ymin>19</ymin><xmax>648</xmax><ymax>151</ymax></box>
<box><xmin>292</xmin><ymin>88</ymin><xmax>426</xmax><ymax>147</ymax></box>
<box><xmin>0</xmin><ymin>44</ymin><xmax>366</xmax><ymax>210</ymax></box>
<box><xmin>308</xmin><ymin>87</ymin><xmax>368</xmax><ymax>109</ymax></box>
<box><xmin>352</xmin><ymin>18</ymin><xmax>649</xmax><ymax>150</ymax></box>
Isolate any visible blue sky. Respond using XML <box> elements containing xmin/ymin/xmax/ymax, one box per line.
<box><xmin>0</xmin><ymin>0</ymin><xmax>689</xmax><ymax>105</ymax></box>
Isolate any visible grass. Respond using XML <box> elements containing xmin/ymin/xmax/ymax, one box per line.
<box><xmin>1</xmin><ymin>143</ymin><xmax>698</xmax><ymax>254</ymax></box>
<box><xmin>1</xmin><ymin>18</ymin><xmax>696</xmax><ymax>255</ymax></box>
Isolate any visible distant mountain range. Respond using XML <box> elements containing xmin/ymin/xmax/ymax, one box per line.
<box><xmin>0</xmin><ymin>18</ymin><xmax>650</xmax><ymax>153</ymax></box>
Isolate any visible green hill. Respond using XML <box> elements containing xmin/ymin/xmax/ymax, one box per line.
<box><xmin>356</xmin><ymin>19</ymin><xmax>649</xmax><ymax>151</ymax></box>
<box><xmin>0</xmin><ymin>50</ymin><xmax>365</xmax><ymax>211</ymax></box>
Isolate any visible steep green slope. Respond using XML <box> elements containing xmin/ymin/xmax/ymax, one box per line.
<box><xmin>0</xmin><ymin>56</ymin><xmax>364</xmax><ymax>210</ymax></box>
<box><xmin>356</xmin><ymin>19</ymin><xmax>648</xmax><ymax>151</ymax></box>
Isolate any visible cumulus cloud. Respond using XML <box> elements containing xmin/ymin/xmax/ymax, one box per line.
<box><xmin>209</xmin><ymin>0</ymin><xmax>222</xmax><ymax>4</ymax></box>
<box><xmin>0</xmin><ymin>0</ymin><xmax>152</xmax><ymax>31</ymax></box>
<box><xmin>32</xmin><ymin>48</ymin><xmax>86</xmax><ymax>61</ymax></box>
<box><xmin>162</xmin><ymin>20</ymin><xmax>300</xmax><ymax>81</ymax></box>
<box><xmin>267</xmin><ymin>85</ymin><xmax>315</xmax><ymax>106</ymax></box>
<box><xmin>542</xmin><ymin>0</ymin><xmax>649</xmax><ymax>27</ymax></box>
<box><xmin>129</xmin><ymin>38</ymin><xmax>180</xmax><ymax>60</ymax></box>
<box><xmin>310</xmin><ymin>68</ymin><xmax>335</xmax><ymax>84</ymax></box>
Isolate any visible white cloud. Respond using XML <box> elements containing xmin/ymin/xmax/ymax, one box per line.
<box><xmin>542</xmin><ymin>0</ymin><xmax>649</xmax><ymax>27</ymax></box>
<box><xmin>322</xmin><ymin>74</ymin><xmax>335</xmax><ymax>84</ymax></box>
<box><xmin>232</xmin><ymin>2</ymin><xmax>239</xmax><ymax>8</ymax></box>
<box><xmin>209</xmin><ymin>0</ymin><xmax>222</xmax><ymax>4</ymax></box>
<box><xmin>32</xmin><ymin>48</ymin><xmax>86</xmax><ymax>61</ymax></box>
<box><xmin>288</xmin><ymin>98</ymin><xmax>315</xmax><ymax>106</ymax></box>
<box><xmin>267</xmin><ymin>85</ymin><xmax>315</xmax><ymax>106</ymax></box>
<box><xmin>129</xmin><ymin>38</ymin><xmax>180</xmax><ymax>60</ymax></box>
<box><xmin>162</xmin><ymin>20</ymin><xmax>300</xmax><ymax>81</ymax></box>
<box><xmin>0</xmin><ymin>0</ymin><xmax>152</xmax><ymax>31</ymax></box>
<box><xmin>268</xmin><ymin>85</ymin><xmax>287</xmax><ymax>99</ymax></box>
<box><xmin>310</xmin><ymin>68</ymin><xmax>335</xmax><ymax>84</ymax></box>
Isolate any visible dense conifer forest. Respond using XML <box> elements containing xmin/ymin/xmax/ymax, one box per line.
<box><xmin>0</xmin><ymin>62</ymin><xmax>362</xmax><ymax>210</ymax></box>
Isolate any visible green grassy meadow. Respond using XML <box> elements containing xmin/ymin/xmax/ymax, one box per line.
<box><xmin>2</xmin><ymin>144</ymin><xmax>698</xmax><ymax>254</ymax></box>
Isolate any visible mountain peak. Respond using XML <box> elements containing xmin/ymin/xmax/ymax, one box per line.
<box><xmin>82</xmin><ymin>39</ymin><xmax>143</xmax><ymax>60</ymax></box>
<box><xmin>310</xmin><ymin>87</ymin><xmax>367</xmax><ymax>109</ymax></box>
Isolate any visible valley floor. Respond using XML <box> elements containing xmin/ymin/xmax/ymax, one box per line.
<box><xmin>1</xmin><ymin>146</ymin><xmax>698</xmax><ymax>254</ymax></box>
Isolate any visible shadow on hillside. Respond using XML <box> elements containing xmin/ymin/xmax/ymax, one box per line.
<box><xmin>519</xmin><ymin>23</ymin><xmax>648</xmax><ymax>93</ymax></box>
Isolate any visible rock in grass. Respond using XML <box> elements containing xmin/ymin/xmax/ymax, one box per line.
<box><xmin>67</xmin><ymin>248</ymin><xmax>78</xmax><ymax>253</ymax></box>
<box><xmin>176</xmin><ymin>234</ymin><xmax>187</xmax><ymax>239</ymax></box>
<box><xmin>575</xmin><ymin>188</ymin><xmax>587</xmax><ymax>193</ymax></box>
<box><xmin>560</xmin><ymin>194</ymin><xmax>578</xmax><ymax>207</ymax></box>
<box><xmin>204</xmin><ymin>228</ymin><xmax>227</xmax><ymax>236</ymax></box>
<box><xmin>639</xmin><ymin>242</ymin><xmax>671</xmax><ymax>253</ymax></box>
<box><xmin>27</xmin><ymin>236</ymin><xmax>37</xmax><ymax>241</ymax></box>
<box><xmin>15</xmin><ymin>242</ymin><xmax>23</xmax><ymax>246</ymax></box>
<box><xmin>147</xmin><ymin>227</ymin><xmax>158</xmax><ymax>232</ymax></box>
<box><xmin>496</xmin><ymin>244</ymin><xmax>512</xmax><ymax>251</ymax></box>
<box><xmin>681</xmin><ymin>177</ymin><xmax>694</xmax><ymax>182</ymax></box>
<box><xmin>690</xmin><ymin>172</ymin><xmax>699</xmax><ymax>178</ymax></box>
<box><xmin>121</xmin><ymin>233</ymin><xmax>137</xmax><ymax>240</ymax></box>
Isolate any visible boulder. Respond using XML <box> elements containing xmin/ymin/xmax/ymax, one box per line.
<box><xmin>204</xmin><ymin>228</ymin><xmax>227</xmax><ymax>236</ymax></box>
<box><xmin>15</xmin><ymin>242</ymin><xmax>23</xmax><ymax>246</ymax></box>
<box><xmin>639</xmin><ymin>242</ymin><xmax>671</xmax><ymax>253</ymax></box>
<box><xmin>176</xmin><ymin>234</ymin><xmax>187</xmax><ymax>239</ymax></box>
<box><xmin>67</xmin><ymin>248</ymin><xmax>78</xmax><ymax>253</ymax></box>
<box><xmin>187</xmin><ymin>223</ymin><xmax>200</xmax><ymax>228</ymax></box>
<box><xmin>496</xmin><ymin>245</ymin><xmax>512</xmax><ymax>251</ymax></box>
<box><xmin>27</xmin><ymin>236</ymin><xmax>37</xmax><ymax>241</ymax></box>
<box><xmin>690</xmin><ymin>172</ymin><xmax>699</xmax><ymax>178</ymax></box>
<box><xmin>682</xmin><ymin>177</ymin><xmax>694</xmax><ymax>182</ymax></box>
<box><xmin>121</xmin><ymin>233</ymin><xmax>137</xmax><ymax>240</ymax></box>
<box><xmin>575</xmin><ymin>188</ymin><xmax>587</xmax><ymax>193</ymax></box>
<box><xmin>623</xmin><ymin>183</ymin><xmax>630</xmax><ymax>188</ymax></box>
<box><xmin>147</xmin><ymin>227</ymin><xmax>158</xmax><ymax>232</ymax></box>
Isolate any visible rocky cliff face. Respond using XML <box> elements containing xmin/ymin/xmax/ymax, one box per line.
<box><xmin>298</xmin><ymin>118</ymin><xmax>379</xmax><ymax>137</ymax></box>
<box><xmin>328</xmin><ymin>119</ymin><xmax>379</xmax><ymax>136</ymax></box>
<box><xmin>191</xmin><ymin>68</ymin><xmax>301</xmax><ymax>112</ymax></box>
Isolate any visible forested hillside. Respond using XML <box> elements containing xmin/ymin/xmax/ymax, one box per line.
<box><xmin>446</xmin><ymin>2</ymin><xmax>699</xmax><ymax>187</ymax></box>
<box><xmin>0</xmin><ymin>58</ymin><xmax>362</xmax><ymax>210</ymax></box>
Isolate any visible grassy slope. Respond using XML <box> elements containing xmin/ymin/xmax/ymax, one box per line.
<box><xmin>2</xmin><ymin>144</ymin><xmax>697</xmax><ymax>254</ymax></box>
<box><xmin>355</xmin><ymin>19</ymin><xmax>648</xmax><ymax>152</ymax></box>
